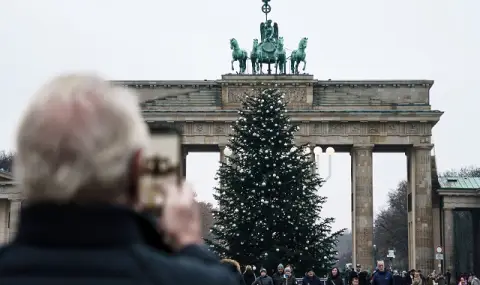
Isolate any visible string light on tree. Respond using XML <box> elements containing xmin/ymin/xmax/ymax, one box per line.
<box><xmin>206</xmin><ymin>87</ymin><xmax>344</xmax><ymax>275</ymax></box>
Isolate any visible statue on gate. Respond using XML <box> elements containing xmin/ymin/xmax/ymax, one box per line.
<box><xmin>229</xmin><ymin>0</ymin><xmax>309</xmax><ymax>75</ymax></box>
<box><xmin>251</xmin><ymin>16</ymin><xmax>280</xmax><ymax>74</ymax></box>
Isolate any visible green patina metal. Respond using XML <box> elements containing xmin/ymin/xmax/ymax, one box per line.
<box><xmin>438</xmin><ymin>177</ymin><xmax>480</xmax><ymax>189</ymax></box>
<box><xmin>230</xmin><ymin>39</ymin><xmax>248</xmax><ymax>74</ymax></box>
<box><xmin>290</xmin><ymin>37</ymin><xmax>308</xmax><ymax>74</ymax></box>
<box><xmin>230</xmin><ymin>0</ymin><xmax>308</xmax><ymax>75</ymax></box>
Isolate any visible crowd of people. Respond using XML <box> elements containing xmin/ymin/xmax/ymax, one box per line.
<box><xmin>345</xmin><ymin>263</ymin><xmax>480</xmax><ymax>285</ymax></box>
<box><xmin>222</xmin><ymin>262</ymin><xmax>303</xmax><ymax>285</ymax></box>
<box><xmin>220</xmin><ymin>260</ymin><xmax>346</xmax><ymax>285</ymax></box>
<box><xmin>217</xmin><ymin>257</ymin><xmax>480</xmax><ymax>285</ymax></box>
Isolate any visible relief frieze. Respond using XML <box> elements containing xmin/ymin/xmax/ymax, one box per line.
<box><xmin>170</xmin><ymin>121</ymin><xmax>431</xmax><ymax>138</ymax></box>
<box><xmin>386</xmin><ymin>123</ymin><xmax>400</xmax><ymax>135</ymax></box>
<box><xmin>311</xmin><ymin>123</ymin><xmax>323</xmax><ymax>135</ymax></box>
<box><xmin>367</xmin><ymin>123</ymin><xmax>381</xmax><ymax>135</ymax></box>
<box><xmin>348</xmin><ymin>123</ymin><xmax>362</xmax><ymax>135</ymax></box>
<box><xmin>213</xmin><ymin>123</ymin><xmax>226</xmax><ymax>135</ymax></box>
<box><xmin>406</xmin><ymin>123</ymin><xmax>420</xmax><ymax>135</ymax></box>
<box><xmin>328</xmin><ymin>122</ymin><xmax>346</xmax><ymax>135</ymax></box>
<box><xmin>226</xmin><ymin>87</ymin><xmax>307</xmax><ymax>103</ymax></box>
<box><xmin>194</xmin><ymin>123</ymin><xmax>205</xmax><ymax>134</ymax></box>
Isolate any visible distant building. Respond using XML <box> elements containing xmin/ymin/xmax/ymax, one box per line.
<box><xmin>0</xmin><ymin>170</ymin><xmax>20</xmax><ymax>244</ymax></box>
<box><xmin>435</xmin><ymin>176</ymin><xmax>480</xmax><ymax>279</ymax></box>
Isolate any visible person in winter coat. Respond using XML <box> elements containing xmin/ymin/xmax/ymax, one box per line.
<box><xmin>358</xmin><ymin>269</ymin><xmax>369</xmax><ymax>285</ymax></box>
<box><xmin>405</xmin><ymin>270</ymin><xmax>415</xmax><ymax>285</ymax></box>
<box><xmin>470</xmin><ymin>274</ymin><xmax>480</xmax><ymax>285</ymax></box>
<box><xmin>244</xmin><ymin>265</ymin><xmax>257</xmax><ymax>285</ymax></box>
<box><xmin>221</xmin><ymin>259</ymin><xmax>247</xmax><ymax>285</ymax></box>
<box><xmin>303</xmin><ymin>269</ymin><xmax>322</xmax><ymax>285</ymax></box>
<box><xmin>253</xmin><ymin>268</ymin><xmax>274</xmax><ymax>285</ymax></box>
<box><xmin>417</xmin><ymin>271</ymin><xmax>427</xmax><ymax>285</ymax></box>
<box><xmin>372</xmin><ymin>261</ymin><xmax>393</xmax><ymax>285</ymax></box>
<box><xmin>283</xmin><ymin>266</ymin><xmax>297</xmax><ymax>285</ymax></box>
<box><xmin>349</xmin><ymin>265</ymin><xmax>361</xmax><ymax>285</ymax></box>
<box><xmin>413</xmin><ymin>272</ymin><xmax>423</xmax><ymax>285</ymax></box>
<box><xmin>273</xmin><ymin>264</ymin><xmax>286</xmax><ymax>285</ymax></box>
<box><xmin>327</xmin><ymin>267</ymin><xmax>345</xmax><ymax>285</ymax></box>
<box><xmin>393</xmin><ymin>270</ymin><xmax>404</xmax><ymax>285</ymax></box>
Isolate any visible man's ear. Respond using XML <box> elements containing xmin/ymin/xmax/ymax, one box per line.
<box><xmin>128</xmin><ymin>148</ymin><xmax>143</xmax><ymax>205</ymax></box>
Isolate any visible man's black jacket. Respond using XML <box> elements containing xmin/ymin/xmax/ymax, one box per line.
<box><xmin>0</xmin><ymin>203</ymin><xmax>237</xmax><ymax>285</ymax></box>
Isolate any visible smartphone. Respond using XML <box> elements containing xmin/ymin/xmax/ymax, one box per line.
<box><xmin>138</xmin><ymin>124</ymin><xmax>183</xmax><ymax>211</ymax></box>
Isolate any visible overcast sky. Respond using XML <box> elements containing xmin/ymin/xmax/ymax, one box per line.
<box><xmin>1</xmin><ymin>0</ymin><xmax>478</xmax><ymax>231</ymax></box>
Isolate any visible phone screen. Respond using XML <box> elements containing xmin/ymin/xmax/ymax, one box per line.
<box><xmin>139</xmin><ymin>129</ymin><xmax>182</xmax><ymax>210</ymax></box>
<box><xmin>146</xmin><ymin>133</ymin><xmax>180</xmax><ymax>166</ymax></box>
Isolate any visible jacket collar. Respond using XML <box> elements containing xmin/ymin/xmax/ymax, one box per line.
<box><xmin>14</xmin><ymin>202</ymin><xmax>169</xmax><ymax>251</ymax></box>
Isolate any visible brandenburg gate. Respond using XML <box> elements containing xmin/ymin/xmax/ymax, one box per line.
<box><xmin>112</xmin><ymin>74</ymin><xmax>443</xmax><ymax>272</ymax></box>
<box><xmin>0</xmin><ymin>0</ymin><xmax>444</xmax><ymax>273</ymax></box>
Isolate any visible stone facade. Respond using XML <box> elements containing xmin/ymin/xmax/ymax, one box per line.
<box><xmin>121</xmin><ymin>74</ymin><xmax>444</xmax><ymax>273</ymax></box>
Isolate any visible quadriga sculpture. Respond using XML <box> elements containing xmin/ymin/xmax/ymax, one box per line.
<box><xmin>230</xmin><ymin>38</ymin><xmax>248</xmax><ymax>74</ymax></box>
<box><xmin>290</xmin><ymin>37</ymin><xmax>308</xmax><ymax>74</ymax></box>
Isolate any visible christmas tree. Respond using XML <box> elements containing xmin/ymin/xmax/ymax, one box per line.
<box><xmin>208</xmin><ymin>88</ymin><xmax>345</xmax><ymax>275</ymax></box>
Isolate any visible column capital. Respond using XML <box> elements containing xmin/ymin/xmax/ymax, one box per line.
<box><xmin>352</xmin><ymin>144</ymin><xmax>374</xmax><ymax>151</ymax></box>
<box><xmin>8</xmin><ymin>198</ymin><xmax>22</xmax><ymax>202</ymax></box>
<box><xmin>413</xmin><ymin>144</ymin><xmax>434</xmax><ymax>150</ymax></box>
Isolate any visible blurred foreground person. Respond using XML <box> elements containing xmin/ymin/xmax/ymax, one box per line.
<box><xmin>221</xmin><ymin>259</ymin><xmax>247</xmax><ymax>285</ymax></box>
<box><xmin>0</xmin><ymin>74</ymin><xmax>237</xmax><ymax>285</ymax></box>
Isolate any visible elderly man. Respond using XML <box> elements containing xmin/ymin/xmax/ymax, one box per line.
<box><xmin>372</xmin><ymin>261</ymin><xmax>394</xmax><ymax>285</ymax></box>
<box><xmin>0</xmin><ymin>74</ymin><xmax>237</xmax><ymax>285</ymax></box>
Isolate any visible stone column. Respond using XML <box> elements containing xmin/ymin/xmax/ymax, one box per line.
<box><xmin>309</xmin><ymin>145</ymin><xmax>316</xmax><ymax>173</ymax></box>
<box><xmin>443</xmin><ymin>208</ymin><xmax>455</xmax><ymax>281</ymax></box>
<box><xmin>219</xmin><ymin>145</ymin><xmax>226</xmax><ymax>164</ymax></box>
<box><xmin>0</xmin><ymin>199</ymin><xmax>9</xmax><ymax>243</ymax></box>
<box><xmin>8</xmin><ymin>199</ymin><xmax>21</xmax><ymax>241</ymax></box>
<box><xmin>472</xmin><ymin>210</ymin><xmax>480</xmax><ymax>279</ymax></box>
<box><xmin>181</xmin><ymin>148</ymin><xmax>188</xmax><ymax>178</ymax></box>
<box><xmin>432</xmin><ymin>181</ymin><xmax>442</xmax><ymax>271</ymax></box>
<box><xmin>351</xmin><ymin>144</ymin><xmax>374</xmax><ymax>270</ymax></box>
<box><xmin>406</xmin><ymin>149</ymin><xmax>416</xmax><ymax>269</ymax></box>
<box><xmin>413</xmin><ymin>144</ymin><xmax>435</xmax><ymax>273</ymax></box>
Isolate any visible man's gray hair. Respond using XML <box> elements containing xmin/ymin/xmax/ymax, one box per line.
<box><xmin>14</xmin><ymin>74</ymin><xmax>149</xmax><ymax>202</ymax></box>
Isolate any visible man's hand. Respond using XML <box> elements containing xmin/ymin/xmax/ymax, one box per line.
<box><xmin>159</xmin><ymin>182</ymin><xmax>202</xmax><ymax>251</ymax></box>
